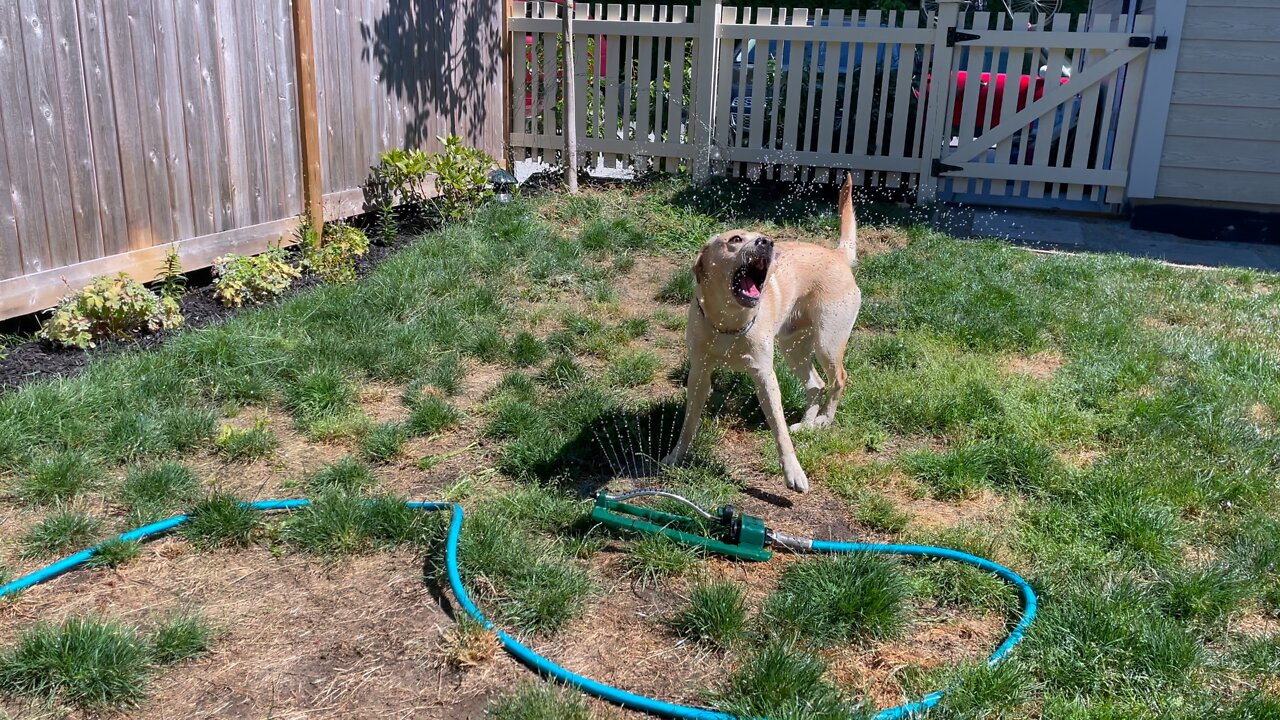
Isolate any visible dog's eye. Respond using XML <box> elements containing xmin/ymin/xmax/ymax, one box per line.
<box><xmin>726</xmin><ymin>235</ymin><xmax>744</xmax><ymax>245</ymax></box>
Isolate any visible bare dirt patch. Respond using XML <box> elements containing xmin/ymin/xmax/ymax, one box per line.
<box><xmin>1003</xmin><ymin>350</ymin><xmax>1065</xmax><ymax>381</ymax></box>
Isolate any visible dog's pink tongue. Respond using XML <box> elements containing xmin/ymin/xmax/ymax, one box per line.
<box><xmin>742</xmin><ymin>277</ymin><xmax>761</xmax><ymax>298</ymax></box>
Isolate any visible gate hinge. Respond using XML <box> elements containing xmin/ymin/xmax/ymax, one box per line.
<box><xmin>1129</xmin><ymin>35</ymin><xmax>1168</xmax><ymax>49</ymax></box>
<box><xmin>946</xmin><ymin>28</ymin><xmax>981</xmax><ymax>47</ymax></box>
<box><xmin>932</xmin><ymin>159</ymin><xmax>963</xmax><ymax>177</ymax></box>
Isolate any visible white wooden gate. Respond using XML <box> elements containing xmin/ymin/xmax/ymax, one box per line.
<box><xmin>507</xmin><ymin>0</ymin><xmax>1169</xmax><ymax>211</ymax></box>
<box><xmin>930</xmin><ymin>8</ymin><xmax>1155</xmax><ymax>208</ymax></box>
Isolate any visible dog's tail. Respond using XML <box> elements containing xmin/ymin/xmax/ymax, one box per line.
<box><xmin>837</xmin><ymin>172</ymin><xmax>858</xmax><ymax>266</ymax></box>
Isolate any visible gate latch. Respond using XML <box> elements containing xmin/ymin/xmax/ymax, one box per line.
<box><xmin>1129</xmin><ymin>35</ymin><xmax>1169</xmax><ymax>49</ymax></box>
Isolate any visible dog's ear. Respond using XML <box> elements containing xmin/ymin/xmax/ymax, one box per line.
<box><xmin>693</xmin><ymin>249</ymin><xmax>707</xmax><ymax>285</ymax></box>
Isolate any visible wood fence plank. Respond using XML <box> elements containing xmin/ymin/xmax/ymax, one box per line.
<box><xmin>129</xmin><ymin>0</ymin><xmax>179</xmax><ymax>247</ymax></box>
<box><xmin>665</xmin><ymin>6</ymin><xmax>687</xmax><ymax>171</ymax></box>
<box><xmin>233</xmin><ymin>2</ymin><xmax>267</xmax><ymax>224</ymax></box>
<box><xmin>174</xmin><ymin>0</ymin><xmax>215</xmax><ymax>235</ymax></box>
<box><xmin>779</xmin><ymin>8</ymin><xmax>806</xmax><ymax>181</ymax></box>
<box><xmin>75</xmin><ymin>0</ymin><xmax>129</xmax><ymax>255</ymax></box>
<box><xmin>871</xmin><ymin>10</ymin><xmax>896</xmax><ymax>186</ymax></box>
<box><xmin>152</xmin><ymin>0</ymin><xmax>196</xmax><ymax>242</ymax></box>
<box><xmin>636</xmin><ymin>5</ymin><xmax>655</xmax><ymax>147</ymax></box>
<box><xmin>213</xmin><ymin>0</ymin><xmax>250</xmax><ymax>224</ymax></box>
<box><xmin>18</xmin><ymin>0</ymin><xmax>77</xmax><ymax>265</ymax></box>
<box><xmin>49</xmin><ymin>0</ymin><xmax>104</xmax><ymax>261</ymax></box>
<box><xmin>252</xmin><ymin>0</ymin><xmax>285</xmax><ymax>220</ymax></box>
<box><xmin>274</xmin><ymin>0</ymin><xmax>302</xmax><ymax>215</ymax></box>
<box><xmin>294</xmin><ymin>0</ymin><xmax>325</xmax><ymax>227</ymax></box>
<box><xmin>749</xmin><ymin>9</ymin><xmax>773</xmax><ymax>156</ymax></box>
<box><xmin>993</xmin><ymin>12</ymin><xmax>1030</xmax><ymax>198</ymax></box>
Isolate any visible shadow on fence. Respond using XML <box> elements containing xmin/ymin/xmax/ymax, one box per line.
<box><xmin>362</xmin><ymin>0</ymin><xmax>501</xmax><ymax>149</ymax></box>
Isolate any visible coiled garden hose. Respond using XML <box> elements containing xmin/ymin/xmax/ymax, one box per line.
<box><xmin>0</xmin><ymin>500</ymin><xmax>1037</xmax><ymax>720</ymax></box>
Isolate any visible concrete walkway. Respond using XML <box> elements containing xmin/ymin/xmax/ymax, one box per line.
<box><xmin>940</xmin><ymin>207</ymin><xmax>1280</xmax><ymax>272</ymax></box>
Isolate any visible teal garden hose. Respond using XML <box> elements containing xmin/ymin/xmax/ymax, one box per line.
<box><xmin>0</xmin><ymin>499</ymin><xmax>1037</xmax><ymax>720</ymax></box>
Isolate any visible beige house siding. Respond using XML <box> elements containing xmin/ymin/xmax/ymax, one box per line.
<box><xmin>1154</xmin><ymin>0</ymin><xmax>1280</xmax><ymax>207</ymax></box>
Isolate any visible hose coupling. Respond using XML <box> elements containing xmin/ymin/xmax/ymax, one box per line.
<box><xmin>766</xmin><ymin>529</ymin><xmax>814</xmax><ymax>552</ymax></box>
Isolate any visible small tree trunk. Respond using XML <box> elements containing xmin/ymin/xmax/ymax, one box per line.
<box><xmin>562</xmin><ymin>2</ymin><xmax>579</xmax><ymax>193</ymax></box>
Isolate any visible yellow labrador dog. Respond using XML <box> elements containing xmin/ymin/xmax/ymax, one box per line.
<box><xmin>662</xmin><ymin>174</ymin><xmax>861</xmax><ymax>492</ymax></box>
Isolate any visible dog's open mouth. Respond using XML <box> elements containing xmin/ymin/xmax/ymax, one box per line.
<box><xmin>731</xmin><ymin>250</ymin><xmax>771</xmax><ymax>307</ymax></box>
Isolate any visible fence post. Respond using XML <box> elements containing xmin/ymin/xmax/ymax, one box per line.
<box><xmin>290</xmin><ymin>0</ymin><xmax>324</xmax><ymax>237</ymax></box>
<box><xmin>1125</xmin><ymin>0</ymin><xmax>1186</xmax><ymax>200</ymax></box>
<box><xmin>915</xmin><ymin>0</ymin><xmax>962</xmax><ymax>204</ymax></box>
<box><xmin>563</xmin><ymin>1</ymin><xmax>579</xmax><ymax>193</ymax></box>
<box><xmin>691</xmin><ymin>0</ymin><xmax>722</xmax><ymax>183</ymax></box>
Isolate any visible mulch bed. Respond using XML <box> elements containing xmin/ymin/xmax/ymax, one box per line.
<box><xmin>0</xmin><ymin>231</ymin><xmax>418</xmax><ymax>392</ymax></box>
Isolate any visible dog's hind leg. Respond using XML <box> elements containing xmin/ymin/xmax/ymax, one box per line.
<box><xmin>813</xmin><ymin>319</ymin><xmax>855</xmax><ymax>426</ymax></box>
<box><xmin>663</xmin><ymin>357</ymin><xmax>713</xmax><ymax>466</ymax></box>
<box><xmin>779</xmin><ymin>331</ymin><xmax>824</xmax><ymax>432</ymax></box>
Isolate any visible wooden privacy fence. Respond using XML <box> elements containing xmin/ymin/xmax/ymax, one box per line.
<box><xmin>509</xmin><ymin>0</ymin><xmax>1162</xmax><ymax>209</ymax></box>
<box><xmin>0</xmin><ymin>0</ymin><xmax>503</xmax><ymax>321</ymax></box>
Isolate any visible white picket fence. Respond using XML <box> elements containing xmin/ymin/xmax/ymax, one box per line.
<box><xmin>508</xmin><ymin>0</ymin><xmax>1159</xmax><ymax>210</ymax></box>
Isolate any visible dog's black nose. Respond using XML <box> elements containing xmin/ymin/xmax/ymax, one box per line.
<box><xmin>755</xmin><ymin>237</ymin><xmax>773</xmax><ymax>248</ymax></box>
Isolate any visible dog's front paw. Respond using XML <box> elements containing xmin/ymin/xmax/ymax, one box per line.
<box><xmin>660</xmin><ymin>451</ymin><xmax>684</xmax><ymax>466</ymax></box>
<box><xmin>783</xmin><ymin>461</ymin><xmax>810</xmax><ymax>493</ymax></box>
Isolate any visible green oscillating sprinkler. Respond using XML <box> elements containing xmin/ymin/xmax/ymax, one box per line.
<box><xmin>591</xmin><ymin>489</ymin><xmax>793</xmax><ymax>562</ymax></box>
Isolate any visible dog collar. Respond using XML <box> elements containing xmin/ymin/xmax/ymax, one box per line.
<box><xmin>697</xmin><ymin>300</ymin><xmax>758</xmax><ymax>336</ymax></box>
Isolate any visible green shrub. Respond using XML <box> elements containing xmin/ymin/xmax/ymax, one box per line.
<box><xmin>302</xmin><ymin>222</ymin><xmax>369</xmax><ymax>284</ymax></box>
<box><xmin>212</xmin><ymin>246</ymin><xmax>300</xmax><ymax>307</ymax></box>
<box><xmin>425</xmin><ymin>135</ymin><xmax>495</xmax><ymax>221</ymax></box>
<box><xmin>39</xmin><ymin>273</ymin><xmax>182</xmax><ymax>349</ymax></box>
<box><xmin>153</xmin><ymin>248</ymin><xmax>186</xmax><ymax>301</ymax></box>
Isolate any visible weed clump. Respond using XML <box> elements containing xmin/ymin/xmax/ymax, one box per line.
<box><xmin>306</xmin><ymin>457</ymin><xmax>376</xmax><ymax>495</ymax></box>
<box><xmin>214</xmin><ymin>422</ymin><xmax>279</xmax><ymax>461</ymax></box>
<box><xmin>21</xmin><ymin>511</ymin><xmax>101</xmax><ymax>559</ymax></box>
<box><xmin>284</xmin><ymin>492</ymin><xmax>430</xmax><ymax>555</ymax></box>
<box><xmin>17</xmin><ymin>451</ymin><xmax>97</xmax><ymax>504</ymax></box>
<box><xmin>182</xmin><ymin>494</ymin><xmax>260</xmax><ymax>550</ymax></box>
<box><xmin>670</xmin><ymin>581</ymin><xmax>748</xmax><ymax>647</ymax></box>
<box><xmin>763</xmin><ymin>554</ymin><xmax>909</xmax><ymax>645</ymax></box>
<box><xmin>488</xmin><ymin>680</ymin><xmax>590</xmax><ymax>720</ymax></box>
<box><xmin>85</xmin><ymin>539</ymin><xmax>142</xmax><ymax>569</ymax></box>
<box><xmin>710</xmin><ymin>641</ymin><xmax>859</xmax><ymax>720</ymax></box>
<box><xmin>0</xmin><ymin>617</ymin><xmax>151</xmax><ymax>709</ymax></box>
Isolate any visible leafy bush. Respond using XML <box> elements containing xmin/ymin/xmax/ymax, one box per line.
<box><xmin>302</xmin><ymin>222</ymin><xmax>369</xmax><ymax>284</ymax></box>
<box><xmin>425</xmin><ymin>135</ymin><xmax>495</xmax><ymax>222</ymax></box>
<box><xmin>40</xmin><ymin>273</ymin><xmax>183</xmax><ymax>349</ymax></box>
<box><xmin>212</xmin><ymin>246</ymin><xmax>300</xmax><ymax>307</ymax></box>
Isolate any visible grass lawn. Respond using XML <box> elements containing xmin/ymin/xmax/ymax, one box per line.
<box><xmin>0</xmin><ymin>178</ymin><xmax>1277</xmax><ymax>719</ymax></box>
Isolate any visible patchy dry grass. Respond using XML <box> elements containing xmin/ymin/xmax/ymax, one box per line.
<box><xmin>0</xmin><ymin>179</ymin><xmax>1277</xmax><ymax>718</ymax></box>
